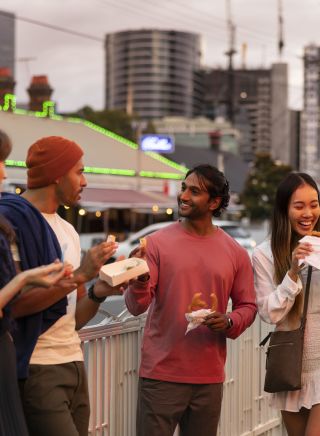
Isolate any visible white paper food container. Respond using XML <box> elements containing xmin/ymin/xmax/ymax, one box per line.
<box><xmin>99</xmin><ymin>258</ymin><xmax>149</xmax><ymax>286</ymax></box>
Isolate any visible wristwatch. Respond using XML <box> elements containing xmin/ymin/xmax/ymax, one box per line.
<box><xmin>88</xmin><ymin>284</ymin><xmax>106</xmax><ymax>303</ymax></box>
<box><xmin>137</xmin><ymin>273</ymin><xmax>150</xmax><ymax>282</ymax></box>
<box><xmin>226</xmin><ymin>315</ymin><xmax>233</xmax><ymax>329</ymax></box>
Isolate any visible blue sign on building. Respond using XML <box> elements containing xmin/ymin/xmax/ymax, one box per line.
<box><xmin>139</xmin><ymin>135</ymin><xmax>175</xmax><ymax>153</ymax></box>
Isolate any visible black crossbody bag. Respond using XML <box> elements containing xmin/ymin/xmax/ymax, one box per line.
<box><xmin>260</xmin><ymin>265</ymin><xmax>312</xmax><ymax>393</ymax></box>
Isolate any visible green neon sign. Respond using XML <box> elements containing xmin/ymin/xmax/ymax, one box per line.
<box><xmin>1</xmin><ymin>93</ymin><xmax>188</xmax><ymax>179</ymax></box>
<box><xmin>0</xmin><ymin>94</ymin><xmax>16</xmax><ymax>112</ymax></box>
<box><xmin>5</xmin><ymin>160</ymin><xmax>26</xmax><ymax>168</ymax></box>
<box><xmin>4</xmin><ymin>160</ymin><xmax>185</xmax><ymax>180</ymax></box>
<box><xmin>84</xmin><ymin>166</ymin><xmax>135</xmax><ymax>176</ymax></box>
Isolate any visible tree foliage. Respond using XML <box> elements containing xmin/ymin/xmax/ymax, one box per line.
<box><xmin>240</xmin><ymin>153</ymin><xmax>292</xmax><ymax>220</ymax></box>
<box><xmin>66</xmin><ymin>106</ymin><xmax>158</xmax><ymax>143</ymax></box>
<box><xmin>67</xmin><ymin>106</ymin><xmax>137</xmax><ymax>141</ymax></box>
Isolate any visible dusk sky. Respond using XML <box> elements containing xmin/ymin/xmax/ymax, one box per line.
<box><xmin>1</xmin><ymin>0</ymin><xmax>319</xmax><ymax>112</ymax></box>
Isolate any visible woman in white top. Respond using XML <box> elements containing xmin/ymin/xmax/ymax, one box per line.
<box><xmin>252</xmin><ymin>172</ymin><xmax>320</xmax><ymax>436</ymax></box>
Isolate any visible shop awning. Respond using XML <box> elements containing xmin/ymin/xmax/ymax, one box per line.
<box><xmin>79</xmin><ymin>188</ymin><xmax>176</xmax><ymax>210</ymax></box>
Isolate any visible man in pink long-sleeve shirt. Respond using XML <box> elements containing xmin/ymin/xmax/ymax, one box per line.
<box><xmin>125</xmin><ymin>164</ymin><xmax>257</xmax><ymax>436</ymax></box>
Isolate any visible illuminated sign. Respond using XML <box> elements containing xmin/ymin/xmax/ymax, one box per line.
<box><xmin>140</xmin><ymin>135</ymin><xmax>175</xmax><ymax>153</ymax></box>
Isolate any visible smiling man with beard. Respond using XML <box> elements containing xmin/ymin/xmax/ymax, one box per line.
<box><xmin>0</xmin><ymin>136</ymin><xmax>123</xmax><ymax>436</ymax></box>
<box><xmin>125</xmin><ymin>164</ymin><xmax>257</xmax><ymax>436</ymax></box>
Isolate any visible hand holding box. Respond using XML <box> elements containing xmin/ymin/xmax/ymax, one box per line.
<box><xmin>99</xmin><ymin>258</ymin><xmax>149</xmax><ymax>286</ymax></box>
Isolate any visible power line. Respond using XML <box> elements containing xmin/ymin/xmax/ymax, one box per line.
<box><xmin>95</xmin><ymin>0</ymin><xmax>228</xmax><ymax>43</ymax></box>
<box><xmin>0</xmin><ymin>5</ymin><xmax>302</xmax><ymax>64</ymax></box>
<box><xmin>0</xmin><ymin>10</ymin><xmax>103</xmax><ymax>43</ymax></box>
<box><xmin>150</xmin><ymin>0</ymin><xmax>279</xmax><ymax>44</ymax></box>
<box><xmin>96</xmin><ymin>0</ymin><xmax>273</xmax><ymax>49</ymax></box>
<box><xmin>0</xmin><ymin>6</ymin><xmax>305</xmax><ymax>92</ymax></box>
<box><xmin>160</xmin><ymin>0</ymin><xmax>302</xmax><ymax>62</ymax></box>
<box><xmin>96</xmin><ymin>0</ymin><xmax>302</xmax><ymax>63</ymax></box>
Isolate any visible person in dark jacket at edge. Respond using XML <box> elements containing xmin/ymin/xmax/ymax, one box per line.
<box><xmin>0</xmin><ymin>135</ymin><xmax>124</xmax><ymax>436</ymax></box>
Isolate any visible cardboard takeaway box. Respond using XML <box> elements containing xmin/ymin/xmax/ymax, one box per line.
<box><xmin>99</xmin><ymin>258</ymin><xmax>149</xmax><ymax>287</ymax></box>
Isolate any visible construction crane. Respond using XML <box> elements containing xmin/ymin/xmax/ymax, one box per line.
<box><xmin>225</xmin><ymin>0</ymin><xmax>237</xmax><ymax>123</ymax></box>
<box><xmin>278</xmin><ymin>0</ymin><xmax>284</xmax><ymax>58</ymax></box>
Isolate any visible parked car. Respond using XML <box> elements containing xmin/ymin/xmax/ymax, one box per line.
<box><xmin>115</xmin><ymin>220</ymin><xmax>256</xmax><ymax>259</ymax></box>
<box><xmin>115</xmin><ymin>222</ymin><xmax>170</xmax><ymax>259</ymax></box>
<box><xmin>214</xmin><ymin>220</ymin><xmax>257</xmax><ymax>251</ymax></box>
<box><xmin>79</xmin><ymin>221</ymin><xmax>256</xmax><ymax>258</ymax></box>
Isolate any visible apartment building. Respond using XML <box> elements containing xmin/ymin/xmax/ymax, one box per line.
<box><xmin>300</xmin><ymin>44</ymin><xmax>320</xmax><ymax>181</ymax></box>
<box><xmin>105</xmin><ymin>29</ymin><xmax>203</xmax><ymax>119</ymax></box>
<box><xmin>0</xmin><ymin>10</ymin><xmax>15</xmax><ymax>76</ymax></box>
<box><xmin>202</xmin><ymin>63</ymin><xmax>290</xmax><ymax>164</ymax></box>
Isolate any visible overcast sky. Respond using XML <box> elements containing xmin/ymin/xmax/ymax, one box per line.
<box><xmin>1</xmin><ymin>0</ymin><xmax>320</xmax><ymax>112</ymax></box>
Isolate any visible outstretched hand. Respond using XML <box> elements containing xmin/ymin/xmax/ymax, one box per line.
<box><xmin>289</xmin><ymin>242</ymin><xmax>313</xmax><ymax>281</ymax></box>
<box><xmin>21</xmin><ymin>260</ymin><xmax>73</xmax><ymax>288</ymax></box>
<box><xmin>76</xmin><ymin>240</ymin><xmax>118</xmax><ymax>283</ymax></box>
<box><xmin>127</xmin><ymin>245</ymin><xmax>150</xmax><ymax>283</ymax></box>
<box><xmin>129</xmin><ymin>245</ymin><xmax>146</xmax><ymax>260</ymax></box>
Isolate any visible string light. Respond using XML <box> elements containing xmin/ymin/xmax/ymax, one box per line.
<box><xmin>152</xmin><ymin>204</ymin><xmax>159</xmax><ymax>212</ymax></box>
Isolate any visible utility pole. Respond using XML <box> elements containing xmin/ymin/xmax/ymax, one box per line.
<box><xmin>16</xmin><ymin>57</ymin><xmax>36</xmax><ymax>79</ymax></box>
<box><xmin>241</xmin><ymin>42</ymin><xmax>247</xmax><ymax>70</ymax></box>
<box><xmin>225</xmin><ymin>0</ymin><xmax>237</xmax><ymax>124</ymax></box>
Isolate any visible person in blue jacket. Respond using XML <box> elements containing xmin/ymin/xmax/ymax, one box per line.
<box><xmin>0</xmin><ymin>129</ymin><xmax>68</xmax><ymax>436</ymax></box>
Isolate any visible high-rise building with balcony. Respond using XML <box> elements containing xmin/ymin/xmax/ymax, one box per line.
<box><xmin>0</xmin><ymin>11</ymin><xmax>15</xmax><ymax>77</ymax></box>
<box><xmin>300</xmin><ymin>44</ymin><xmax>320</xmax><ymax>181</ymax></box>
<box><xmin>202</xmin><ymin>63</ymin><xmax>290</xmax><ymax>164</ymax></box>
<box><xmin>105</xmin><ymin>29</ymin><xmax>203</xmax><ymax>120</ymax></box>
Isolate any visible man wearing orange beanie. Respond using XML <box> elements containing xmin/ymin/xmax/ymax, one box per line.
<box><xmin>26</xmin><ymin>136</ymin><xmax>84</xmax><ymax>189</ymax></box>
<box><xmin>0</xmin><ymin>136</ymin><xmax>123</xmax><ymax>436</ymax></box>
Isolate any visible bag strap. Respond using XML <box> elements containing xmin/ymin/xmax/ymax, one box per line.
<box><xmin>259</xmin><ymin>265</ymin><xmax>313</xmax><ymax>347</ymax></box>
<box><xmin>300</xmin><ymin>265</ymin><xmax>312</xmax><ymax>331</ymax></box>
<box><xmin>259</xmin><ymin>332</ymin><xmax>272</xmax><ymax>347</ymax></box>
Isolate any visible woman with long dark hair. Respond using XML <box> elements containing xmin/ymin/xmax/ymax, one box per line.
<box><xmin>0</xmin><ymin>130</ymin><xmax>68</xmax><ymax>435</ymax></box>
<box><xmin>253</xmin><ymin>172</ymin><xmax>320</xmax><ymax>436</ymax></box>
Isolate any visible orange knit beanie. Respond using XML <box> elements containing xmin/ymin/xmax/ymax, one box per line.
<box><xmin>26</xmin><ymin>136</ymin><xmax>84</xmax><ymax>188</ymax></box>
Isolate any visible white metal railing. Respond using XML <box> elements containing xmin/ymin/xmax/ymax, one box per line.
<box><xmin>80</xmin><ymin>313</ymin><xmax>286</xmax><ymax>436</ymax></box>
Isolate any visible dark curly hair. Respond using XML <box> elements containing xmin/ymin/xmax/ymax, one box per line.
<box><xmin>0</xmin><ymin>130</ymin><xmax>15</xmax><ymax>242</ymax></box>
<box><xmin>185</xmin><ymin>164</ymin><xmax>230</xmax><ymax>217</ymax></box>
<box><xmin>0</xmin><ymin>130</ymin><xmax>12</xmax><ymax>161</ymax></box>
